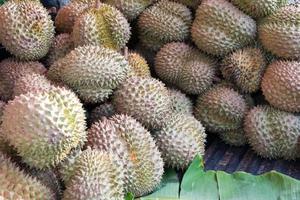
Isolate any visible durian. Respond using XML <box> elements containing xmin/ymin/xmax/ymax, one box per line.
<box><xmin>113</xmin><ymin>77</ymin><xmax>172</xmax><ymax>129</ymax></box>
<box><xmin>89</xmin><ymin>103</ymin><xmax>115</xmax><ymax>124</ymax></box>
<box><xmin>168</xmin><ymin>88</ymin><xmax>193</xmax><ymax>115</ymax></box>
<box><xmin>87</xmin><ymin>115</ymin><xmax>164</xmax><ymax>197</ymax></box>
<box><xmin>155</xmin><ymin>42</ymin><xmax>216</xmax><ymax>95</ymax></box>
<box><xmin>244</xmin><ymin>106</ymin><xmax>300</xmax><ymax>159</ymax></box>
<box><xmin>0</xmin><ymin>58</ymin><xmax>47</xmax><ymax>101</ymax></box>
<box><xmin>46</xmin><ymin>33</ymin><xmax>74</xmax><ymax>67</ymax></box>
<box><xmin>1</xmin><ymin>87</ymin><xmax>87</xmax><ymax>169</ymax></box>
<box><xmin>261</xmin><ymin>60</ymin><xmax>300</xmax><ymax>112</ymax></box>
<box><xmin>127</xmin><ymin>52</ymin><xmax>151</xmax><ymax>78</ymax></box>
<box><xmin>63</xmin><ymin>148</ymin><xmax>124</xmax><ymax>200</ymax></box>
<box><xmin>48</xmin><ymin>45</ymin><xmax>130</xmax><ymax>104</ymax></box>
<box><xmin>231</xmin><ymin>0</ymin><xmax>288</xmax><ymax>18</ymax></box>
<box><xmin>194</xmin><ymin>85</ymin><xmax>247</xmax><ymax>133</ymax></box>
<box><xmin>221</xmin><ymin>47</ymin><xmax>267</xmax><ymax>93</ymax></box>
<box><xmin>174</xmin><ymin>0</ymin><xmax>201</xmax><ymax>9</ymax></box>
<box><xmin>218</xmin><ymin>128</ymin><xmax>247</xmax><ymax>146</ymax></box>
<box><xmin>258</xmin><ymin>4</ymin><xmax>300</xmax><ymax>59</ymax></box>
<box><xmin>138</xmin><ymin>0</ymin><xmax>192</xmax><ymax>51</ymax></box>
<box><xmin>154</xmin><ymin>113</ymin><xmax>206</xmax><ymax>169</ymax></box>
<box><xmin>191</xmin><ymin>0</ymin><xmax>256</xmax><ymax>56</ymax></box>
<box><xmin>0</xmin><ymin>0</ymin><xmax>54</xmax><ymax>60</ymax></box>
<box><xmin>0</xmin><ymin>152</ymin><xmax>55</xmax><ymax>199</ymax></box>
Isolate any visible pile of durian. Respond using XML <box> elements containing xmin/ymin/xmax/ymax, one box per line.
<box><xmin>0</xmin><ymin>0</ymin><xmax>299</xmax><ymax>199</ymax></box>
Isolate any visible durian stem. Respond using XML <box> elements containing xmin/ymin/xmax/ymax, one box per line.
<box><xmin>123</xmin><ymin>47</ymin><xmax>129</xmax><ymax>60</ymax></box>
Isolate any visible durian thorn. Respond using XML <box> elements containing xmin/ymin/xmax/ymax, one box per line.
<box><xmin>95</xmin><ymin>0</ymin><xmax>101</xmax><ymax>9</ymax></box>
<box><xmin>123</xmin><ymin>47</ymin><xmax>129</xmax><ymax>60</ymax></box>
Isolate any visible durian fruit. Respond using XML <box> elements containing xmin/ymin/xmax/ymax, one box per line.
<box><xmin>55</xmin><ymin>0</ymin><xmax>91</xmax><ymax>33</ymax></box>
<box><xmin>221</xmin><ymin>47</ymin><xmax>267</xmax><ymax>93</ymax></box>
<box><xmin>103</xmin><ymin>0</ymin><xmax>155</xmax><ymax>21</ymax></box>
<box><xmin>46</xmin><ymin>34</ymin><xmax>74</xmax><ymax>67</ymax></box>
<box><xmin>127</xmin><ymin>52</ymin><xmax>151</xmax><ymax>78</ymax></box>
<box><xmin>138</xmin><ymin>0</ymin><xmax>192</xmax><ymax>51</ymax></box>
<box><xmin>261</xmin><ymin>60</ymin><xmax>300</xmax><ymax>113</ymax></box>
<box><xmin>155</xmin><ymin>42</ymin><xmax>216</xmax><ymax>95</ymax></box>
<box><xmin>231</xmin><ymin>0</ymin><xmax>288</xmax><ymax>18</ymax></box>
<box><xmin>1</xmin><ymin>87</ymin><xmax>87</xmax><ymax>169</ymax></box>
<box><xmin>0</xmin><ymin>152</ymin><xmax>55</xmax><ymax>199</ymax></box>
<box><xmin>244</xmin><ymin>106</ymin><xmax>300</xmax><ymax>159</ymax></box>
<box><xmin>72</xmin><ymin>3</ymin><xmax>131</xmax><ymax>50</ymax></box>
<box><xmin>258</xmin><ymin>4</ymin><xmax>300</xmax><ymax>59</ymax></box>
<box><xmin>191</xmin><ymin>0</ymin><xmax>256</xmax><ymax>56</ymax></box>
<box><xmin>218</xmin><ymin>128</ymin><xmax>247</xmax><ymax>146</ymax></box>
<box><xmin>0</xmin><ymin>0</ymin><xmax>54</xmax><ymax>60</ymax></box>
<box><xmin>168</xmin><ymin>88</ymin><xmax>193</xmax><ymax>115</ymax></box>
<box><xmin>89</xmin><ymin>103</ymin><xmax>115</xmax><ymax>124</ymax></box>
<box><xmin>87</xmin><ymin>115</ymin><xmax>164</xmax><ymax>197</ymax></box>
<box><xmin>13</xmin><ymin>73</ymin><xmax>52</xmax><ymax>97</ymax></box>
<box><xmin>63</xmin><ymin>148</ymin><xmax>124</xmax><ymax>200</ymax></box>
<box><xmin>194</xmin><ymin>85</ymin><xmax>247</xmax><ymax>133</ymax></box>
<box><xmin>48</xmin><ymin>45</ymin><xmax>130</xmax><ymax>104</ymax></box>
<box><xmin>0</xmin><ymin>58</ymin><xmax>47</xmax><ymax>101</ymax></box>
<box><xmin>154</xmin><ymin>113</ymin><xmax>206</xmax><ymax>169</ymax></box>
<box><xmin>113</xmin><ymin>77</ymin><xmax>172</xmax><ymax>129</ymax></box>
<box><xmin>174</xmin><ymin>0</ymin><xmax>201</xmax><ymax>9</ymax></box>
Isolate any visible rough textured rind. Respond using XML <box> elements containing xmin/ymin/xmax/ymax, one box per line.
<box><xmin>0</xmin><ymin>0</ymin><xmax>54</xmax><ymax>60</ymax></box>
<box><xmin>89</xmin><ymin>103</ymin><xmax>115</xmax><ymax>125</ymax></box>
<box><xmin>63</xmin><ymin>148</ymin><xmax>124</xmax><ymax>200</ymax></box>
<box><xmin>174</xmin><ymin>0</ymin><xmax>201</xmax><ymax>9</ymax></box>
<box><xmin>127</xmin><ymin>52</ymin><xmax>151</xmax><ymax>78</ymax></box>
<box><xmin>231</xmin><ymin>0</ymin><xmax>288</xmax><ymax>18</ymax></box>
<box><xmin>0</xmin><ymin>152</ymin><xmax>55</xmax><ymax>199</ymax></box>
<box><xmin>1</xmin><ymin>87</ymin><xmax>87</xmax><ymax>169</ymax></box>
<box><xmin>221</xmin><ymin>48</ymin><xmax>267</xmax><ymax>93</ymax></box>
<box><xmin>138</xmin><ymin>0</ymin><xmax>192</xmax><ymax>51</ymax></box>
<box><xmin>155</xmin><ymin>42</ymin><xmax>216</xmax><ymax>95</ymax></box>
<box><xmin>46</xmin><ymin>34</ymin><xmax>74</xmax><ymax>67</ymax></box>
<box><xmin>113</xmin><ymin>77</ymin><xmax>172</xmax><ymax>129</ymax></box>
<box><xmin>104</xmin><ymin>0</ymin><xmax>154</xmax><ymax>21</ymax></box>
<box><xmin>218</xmin><ymin>128</ymin><xmax>247</xmax><ymax>146</ymax></box>
<box><xmin>48</xmin><ymin>45</ymin><xmax>130</xmax><ymax>104</ymax></box>
<box><xmin>244</xmin><ymin>106</ymin><xmax>300</xmax><ymax>159</ymax></box>
<box><xmin>194</xmin><ymin>86</ymin><xmax>247</xmax><ymax>133</ymax></box>
<box><xmin>191</xmin><ymin>0</ymin><xmax>256</xmax><ymax>56</ymax></box>
<box><xmin>0</xmin><ymin>58</ymin><xmax>47</xmax><ymax>101</ymax></box>
<box><xmin>168</xmin><ymin>89</ymin><xmax>193</xmax><ymax>115</ymax></box>
<box><xmin>258</xmin><ymin>5</ymin><xmax>300</xmax><ymax>59</ymax></box>
<box><xmin>154</xmin><ymin>113</ymin><xmax>206</xmax><ymax>169</ymax></box>
<box><xmin>72</xmin><ymin>3</ymin><xmax>131</xmax><ymax>50</ymax></box>
<box><xmin>13</xmin><ymin>73</ymin><xmax>52</xmax><ymax>97</ymax></box>
<box><xmin>87</xmin><ymin>115</ymin><xmax>164</xmax><ymax>197</ymax></box>
<box><xmin>261</xmin><ymin>60</ymin><xmax>300</xmax><ymax>112</ymax></box>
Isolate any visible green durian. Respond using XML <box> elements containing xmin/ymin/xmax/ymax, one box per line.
<box><xmin>1</xmin><ymin>87</ymin><xmax>87</xmax><ymax>169</ymax></box>
<box><xmin>138</xmin><ymin>0</ymin><xmax>192</xmax><ymax>51</ymax></box>
<box><xmin>87</xmin><ymin>115</ymin><xmax>164</xmax><ymax>197</ymax></box>
<box><xmin>218</xmin><ymin>128</ymin><xmax>247</xmax><ymax>146</ymax></box>
<box><xmin>168</xmin><ymin>88</ymin><xmax>193</xmax><ymax>115</ymax></box>
<box><xmin>244</xmin><ymin>106</ymin><xmax>300</xmax><ymax>159</ymax></box>
<box><xmin>191</xmin><ymin>0</ymin><xmax>256</xmax><ymax>56</ymax></box>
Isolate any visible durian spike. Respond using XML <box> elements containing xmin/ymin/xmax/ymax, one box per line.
<box><xmin>123</xmin><ymin>47</ymin><xmax>129</xmax><ymax>60</ymax></box>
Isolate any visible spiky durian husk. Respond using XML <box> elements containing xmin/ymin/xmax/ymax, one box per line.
<box><xmin>261</xmin><ymin>60</ymin><xmax>300</xmax><ymax>112</ymax></box>
<box><xmin>174</xmin><ymin>0</ymin><xmax>201</xmax><ymax>9</ymax></box>
<box><xmin>1</xmin><ymin>87</ymin><xmax>87</xmax><ymax>169</ymax></box>
<box><xmin>13</xmin><ymin>73</ymin><xmax>52</xmax><ymax>97</ymax></box>
<box><xmin>72</xmin><ymin>3</ymin><xmax>131</xmax><ymax>50</ymax></box>
<box><xmin>231</xmin><ymin>0</ymin><xmax>288</xmax><ymax>18</ymax></box>
<box><xmin>63</xmin><ymin>148</ymin><xmax>124</xmax><ymax>200</ymax></box>
<box><xmin>155</xmin><ymin>42</ymin><xmax>216</xmax><ymax>95</ymax></box>
<box><xmin>127</xmin><ymin>52</ymin><xmax>151</xmax><ymax>78</ymax></box>
<box><xmin>89</xmin><ymin>103</ymin><xmax>115</xmax><ymax>125</ymax></box>
<box><xmin>168</xmin><ymin>89</ymin><xmax>193</xmax><ymax>115</ymax></box>
<box><xmin>194</xmin><ymin>85</ymin><xmax>247</xmax><ymax>133</ymax></box>
<box><xmin>0</xmin><ymin>0</ymin><xmax>54</xmax><ymax>60</ymax></box>
<box><xmin>258</xmin><ymin>4</ymin><xmax>300</xmax><ymax>59</ymax></box>
<box><xmin>218</xmin><ymin>128</ymin><xmax>247</xmax><ymax>146</ymax></box>
<box><xmin>191</xmin><ymin>0</ymin><xmax>256</xmax><ymax>56</ymax></box>
<box><xmin>0</xmin><ymin>152</ymin><xmax>55</xmax><ymax>199</ymax></box>
<box><xmin>138</xmin><ymin>0</ymin><xmax>192</xmax><ymax>51</ymax></box>
<box><xmin>46</xmin><ymin>34</ymin><xmax>74</xmax><ymax>67</ymax></box>
<box><xmin>48</xmin><ymin>45</ymin><xmax>130</xmax><ymax>104</ymax></box>
<box><xmin>221</xmin><ymin>47</ymin><xmax>267</xmax><ymax>93</ymax></box>
<box><xmin>154</xmin><ymin>113</ymin><xmax>206</xmax><ymax>169</ymax></box>
<box><xmin>104</xmin><ymin>0</ymin><xmax>154</xmax><ymax>21</ymax></box>
<box><xmin>0</xmin><ymin>58</ymin><xmax>47</xmax><ymax>101</ymax></box>
<box><xmin>87</xmin><ymin>115</ymin><xmax>164</xmax><ymax>197</ymax></box>
<box><xmin>244</xmin><ymin>106</ymin><xmax>300</xmax><ymax>159</ymax></box>
<box><xmin>113</xmin><ymin>77</ymin><xmax>172</xmax><ymax>129</ymax></box>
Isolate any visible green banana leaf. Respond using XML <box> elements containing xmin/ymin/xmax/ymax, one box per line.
<box><xmin>181</xmin><ymin>155</ymin><xmax>300</xmax><ymax>200</ymax></box>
